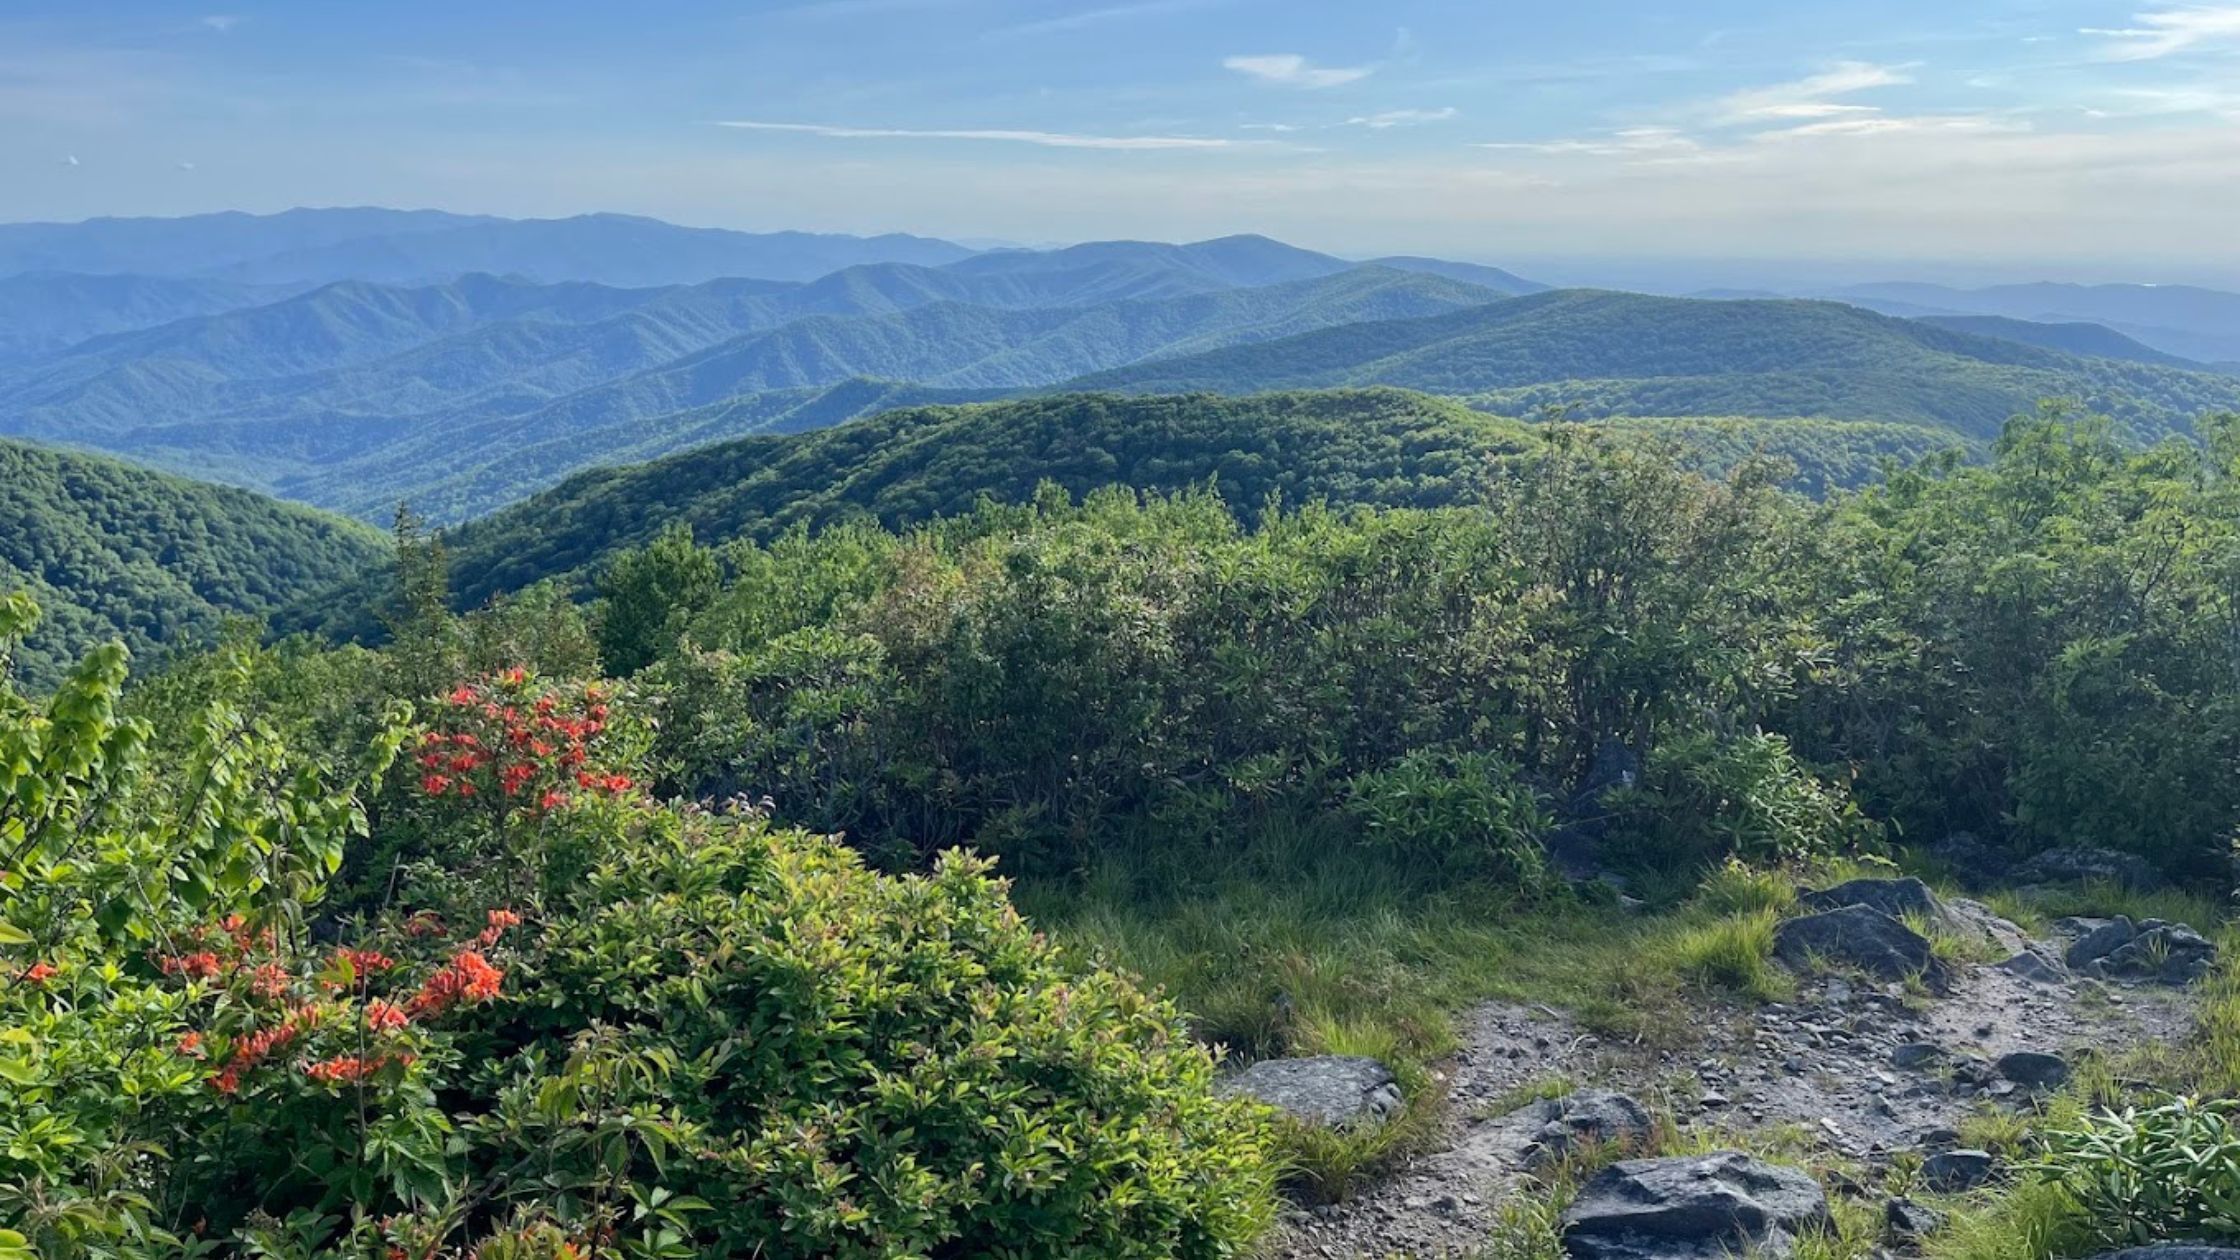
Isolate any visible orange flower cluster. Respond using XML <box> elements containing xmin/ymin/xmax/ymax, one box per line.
<box><xmin>414</xmin><ymin>673</ymin><xmax>632</xmax><ymax>816</ymax></box>
<box><xmin>303</xmin><ymin>1052</ymin><xmax>415</xmax><ymax>1084</ymax></box>
<box><xmin>178</xmin><ymin>906</ymin><xmax>516</xmax><ymax>1097</ymax></box>
<box><xmin>407</xmin><ymin>950</ymin><xmax>504</xmax><ymax>1019</ymax></box>
<box><xmin>475</xmin><ymin>908</ymin><xmax>523</xmax><ymax>948</ymax></box>
<box><xmin>212</xmin><ymin>1005</ymin><xmax>322</xmax><ymax>1094</ymax></box>
<box><xmin>22</xmin><ymin>961</ymin><xmax>58</xmax><ymax>984</ymax></box>
<box><xmin>334</xmin><ymin>947</ymin><xmax>396</xmax><ymax>976</ymax></box>
<box><xmin>160</xmin><ymin>951</ymin><xmax>223</xmax><ymax>979</ymax></box>
<box><xmin>154</xmin><ymin>915</ymin><xmax>284</xmax><ymax>988</ymax></box>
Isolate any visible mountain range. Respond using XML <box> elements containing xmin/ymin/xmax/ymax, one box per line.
<box><xmin>1064</xmin><ymin>290</ymin><xmax>2240</xmax><ymax>441</ymax></box>
<box><xmin>2</xmin><ymin>207</ymin><xmax>2238</xmax><ymax>531</ymax></box>
<box><xmin>0</xmin><ymin>207</ymin><xmax>976</xmax><ymax>287</ymax></box>
<box><xmin>1827</xmin><ymin>281</ymin><xmax>2240</xmax><ymax>365</ymax></box>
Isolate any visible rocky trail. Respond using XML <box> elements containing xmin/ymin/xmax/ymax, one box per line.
<box><xmin>1241</xmin><ymin>876</ymin><xmax>2207</xmax><ymax>1260</ymax></box>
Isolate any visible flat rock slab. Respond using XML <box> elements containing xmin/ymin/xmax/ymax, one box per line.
<box><xmin>1562</xmin><ymin>1151</ymin><xmax>1832</xmax><ymax>1260</ymax></box>
<box><xmin>1215</xmin><ymin>1055</ymin><xmax>1402</xmax><ymax>1129</ymax></box>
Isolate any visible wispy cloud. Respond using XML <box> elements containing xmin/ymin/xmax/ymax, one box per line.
<box><xmin>713</xmin><ymin>119</ymin><xmax>1265</xmax><ymax>151</ymax></box>
<box><xmin>1715</xmin><ymin>61</ymin><xmax>1910</xmax><ymax>123</ymax></box>
<box><xmin>990</xmin><ymin>0</ymin><xmax>1219</xmax><ymax>38</ymax></box>
<box><xmin>200</xmin><ymin>14</ymin><xmax>241</xmax><ymax>32</ymax></box>
<box><xmin>1346</xmin><ymin>107</ymin><xmax>1457</xmax><ymax>128</ymax></box>
<box><xmin>1752</xmin><ymin>113</ymin><xmax>2024</xmax><ymax>141</ymax></box>
<box><xmin>2084</xmin><ymin>6</ymin><xmax>2240</xmax><ymax>59</ymax></box>
<box><xmin>1475</xmin><ymin>126</ymin><xmax>1709</xmax><ymax>161</ymax></box>
<box><xmin>1223</xmin><ymin>53</ymin><xmax>1373</xmax><ymax>88</ymax></box>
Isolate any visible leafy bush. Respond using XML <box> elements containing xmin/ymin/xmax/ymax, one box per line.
<box><xmin>1607</xmin><ymin>732</ymin><xmax>1879</xmax><ymax>877</ymax></box>
<box><xmin>1345</xmin><ymin>751</ymin><xmax>1550</xmax><ymax>880</ymax></box>
<box><xmin>2033</xmin><ymin>1097</ymin><xmax>2240</xmax><ymax>1248</ymax></box>
<box><xmin>0</xmin><ymin>603</ymin><xmax>1276</xmax><ymax>1259</ymax></box>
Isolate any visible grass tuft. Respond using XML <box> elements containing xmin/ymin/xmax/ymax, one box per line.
<box><xmin>1664</xmin><ymin>909</ymin><xmax>1795</xmax><ymax>1002</ymax></box>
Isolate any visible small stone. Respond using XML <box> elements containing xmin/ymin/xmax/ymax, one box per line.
<box><xmin>1886</xmin><ymin>1197</ymin><xmax>1948</xmax><ymax>1242</ymax></box>
<box><xmin>1996</xmin><ymin>951</ymin><xmax>2069</xmax><ymax>985</ymax></box>
<box><xmin>1996</xmin><ymin>1051</ymin><xmax>2071</xmax><ymax>1090</ymax></box>
<box><xmin>1892</xmin><ymin>1042</ymin><xmax>1944</xmax><ymax>1069</ymax></box>
<box><xmin>1922</xmin><ymin>1148</ymin><xmax>1997</xmax><ymax>1192</ymax></box>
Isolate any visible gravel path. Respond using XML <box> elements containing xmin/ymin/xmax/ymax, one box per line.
<box><xmin>1264</xmin><ymin>929</ymin><xmax>2196</xmax><ymax>1260</ymax></box>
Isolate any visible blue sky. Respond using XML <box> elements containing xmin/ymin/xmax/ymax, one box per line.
<box><xmin>6</xmin><ymin>1</ymin><xmax>2240</xmax><ymax>282</ymax></box>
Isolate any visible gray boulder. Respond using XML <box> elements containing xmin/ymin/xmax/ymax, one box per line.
<box><xmin>1522</xmin><ymin>1089</ymin><xmax>1655</xmax><ymax>1168</ymax></box>
<box><xmin>1561</xmin><ymin>1151</ymin><xmax>1832</xmax><ymax>1260</ymax></box>
<box><xmin>1774</xmin><ymin>904</ymin><xmax>1951</xmax><ymax>992</ymax></box>
<box><xmin>1996</xmin><ymin>1051</ymin><xmax>2070</xmax><ymax>1090</ymax></box>
<box><xmin>1921</xmin><ymin>1148</ymin><xmax>1997</xmax><ymax>1192</ymax></box>
<box><xmin>2013</xmin><ymin>846</ymin><xmax>2162</xmax><ymax>890</ymax></box>
<box><xmin>1802</xmin><ymin>878</ymin><xmax>2035</xmax><ymax>956</ymax></box>
<box><xmin>1214</xmin><ymin>1056</ymin><xmax>1401</xmax><ymax>1128</ymax></box>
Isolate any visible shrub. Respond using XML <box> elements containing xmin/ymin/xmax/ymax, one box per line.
<box><xmin>1607</xmin><ymin>732</ymin><xmax>1879</xmax><ymax>877</ymax></box>
<box><xmin>1</xmin><ymin>609</ymin><xmax>1276</xmax><ymax>1259</ymax></box>
<box><xmin>1345</xmin><ymin>751</ymin><xmax>1550</xmax><ymax>881</ymax></box>
<box><xmin>2032</xmin><ymin>1096</ymin><xmax>2240</xmax><ymax>1248</ymax></box>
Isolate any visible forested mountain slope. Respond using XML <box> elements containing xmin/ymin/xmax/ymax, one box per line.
<box><xmin>1064</xmin><ymin>290</ymin><xmax>2240</xmax><ymax>439</ymax></box>
<box><xmin>283</xmin><ymin>387</ymin><xmax>1957</xmax><ymax>640</ymax></box>
<box><xmin>0</xmin><ymin>438</ymin><xmax>385</xmax><ymax>688</ymax></box>
<box><xmin>284</xmin><ymin>390</ymin><xmax>1539</xmax><ymax>628</ymax></box>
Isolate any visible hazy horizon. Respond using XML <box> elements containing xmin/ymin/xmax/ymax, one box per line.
<box><xmin>7</xmin><ymin>1</ymin><xmax>2240</xmax><ymax>288</ymax></box>
<box><xmin>6</xmin><ymin>202</ymin><xmax>2238</xmax><ymax>293</ymax></box>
